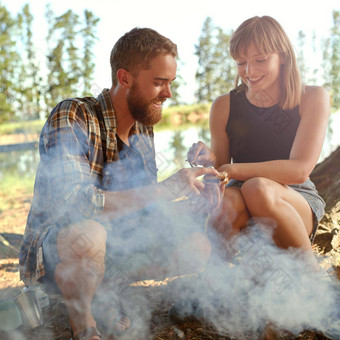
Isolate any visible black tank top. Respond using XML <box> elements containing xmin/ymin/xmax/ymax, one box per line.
<box><xmin>226</xmin><ymin>90</ymin><xmax>301</xmax><ymax>163</ymax></box>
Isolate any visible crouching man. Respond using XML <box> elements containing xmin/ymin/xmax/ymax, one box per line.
<box><xmin>20</xmin><ymin>27</ymin><xmax>224</xmax><ymax>340</ymax></box>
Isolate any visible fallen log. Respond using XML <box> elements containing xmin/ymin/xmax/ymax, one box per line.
<box><xmin>311</xmin><ymin>145</ymin><xmax>340</xmax><ymax>213</ymax></box>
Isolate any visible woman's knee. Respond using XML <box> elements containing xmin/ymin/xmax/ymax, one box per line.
<box><xmin>241</xmin><ymin>177</ymin><xmax>277</xmax><ymax>214</ymax></box>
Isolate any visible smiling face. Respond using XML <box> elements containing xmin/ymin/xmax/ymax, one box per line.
<box><xmin>235</xmin><ymin>43</ymin><xmax>283</xmax><ymax>104</ymax></box>
<box><xmin>127</xmin><ymin>54</ymin><xmax>177</xmax><ymax>126</ymax></box>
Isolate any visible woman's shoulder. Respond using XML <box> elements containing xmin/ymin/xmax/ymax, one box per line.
<box><xmin>301</xmin><ymin>85</ymin><xmax>329</xmax><ymax>101</ymax></box>
<box><xmin>300</xmin><ymin>85</ymin><xmax>330</xmax><ymax>116</ymax></box>
<box><xmin>210</xmin><ymin>92</ymin><xmax>232</xmax><ymax>126</ymax></box>
<box><xmin>212</xmin><ymin>92</ymin><xmax>232</xmax><ymax>108</ymax></box>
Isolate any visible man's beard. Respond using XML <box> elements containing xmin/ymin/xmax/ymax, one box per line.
<box><xmin>127</xmin><ymin>83</ymin><xmax>165</xmax><ymax>126</ymax></box>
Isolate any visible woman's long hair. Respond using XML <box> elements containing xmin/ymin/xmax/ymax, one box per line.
<box><xmin>230</xmin><ymin>16</ymin><xmax>302</xmax><ymax>110</ymax></box>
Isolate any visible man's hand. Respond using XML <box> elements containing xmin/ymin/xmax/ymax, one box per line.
<box><xmin>160</xmin><ymin>166</ymin><xmax>219</xmax><ymax>200</ymax></box>
<box><xmin>160</xmin><ymin>167</ymin><xmax>228</xmax><ymax>214</ymax></box>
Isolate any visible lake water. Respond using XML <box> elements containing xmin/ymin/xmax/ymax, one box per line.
<box><xmin>0</xmin><ymin>112</ymin><xmax>339</xmax><ymax>182</ymax></box>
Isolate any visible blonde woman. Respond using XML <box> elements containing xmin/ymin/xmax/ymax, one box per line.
<box><xmin>188</xmin><ymin>16</ymin><xmax>329</xmax><ymax>271</ymax></box>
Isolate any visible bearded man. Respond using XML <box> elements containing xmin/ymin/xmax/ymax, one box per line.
<box><xmin>19</xmin><ymin>28</ymin><xmax>224</xmax><ymax>340</ymax></box>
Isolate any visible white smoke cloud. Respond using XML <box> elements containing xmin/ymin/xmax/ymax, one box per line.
<box><xmin>12</xmin><ymin>133</ymin><xmax>340</xmax><ymax>340</ymax></box>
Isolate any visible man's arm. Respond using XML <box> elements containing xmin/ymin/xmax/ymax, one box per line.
<box><xmin>102</xmin><ymin>166</ymin><xmax>222</xmax><ymax>221</ymax></box>
<box><xmin>43</xmin><ymin>99</ymin><xmax>106</xmax><ymax>227</ymax></box>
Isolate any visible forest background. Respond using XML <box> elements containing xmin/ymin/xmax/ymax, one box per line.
<box><xmin>0</xmin><ymin>3</ymin><xmax>339</xmax><ymax>127</ymax></box>
<box><xmin>0</xmin><ymin>3</ymin><xmax>340</xmax><ymax>339</ymax></box>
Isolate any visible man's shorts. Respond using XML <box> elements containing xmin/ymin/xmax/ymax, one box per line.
<box><xmin>40</xmin><ymin>201</ymin><xmax>207</xmax><ymax>290</ymax></box>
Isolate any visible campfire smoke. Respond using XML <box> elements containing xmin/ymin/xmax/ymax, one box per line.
<box><xmin>15</xmin><ymin>137</ymin><xmax>340</xmax><ymax>340</ymax></box>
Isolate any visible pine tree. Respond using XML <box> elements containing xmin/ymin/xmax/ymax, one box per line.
<box><xmin>213</xmin><ymin>27</ymin><xmax>236</xmax><ymax>95</ymax></box>
<box><xmin>45</xmin><ymin>6</ymin><xmax>81</xmax><ymax>110</ymax></box>
<box><xmin>0</xmin><ymin>3</ymin><xmax>19</xmax><ymax>122</ymax></box>
<box><xmin>45</xmin><ymin>5</ymin><xmax>99</xmax><ymax>113</ymax></box>
<box><xmin>296</xmin><ymin>30</ymin><xmax>308</xmax><ymax>83</ymax></box>
<box><xmin>195</xmin><ymin>17</ymin><xmax>216</xmax><ymax>103</ymax></box>
<box><xmin>329</xmin><ymin>10</ymin><xmax>340</xmax><ymax>110</ymax></box>
<box><xmin>195</xmin><ymin>17</ymin><xmax>235</xmax><ymax>103</ymax></box>
<box><xmin>322</xmin><ymin>10</ymin><xmax>340</xmax><ymax>111</ymax></box>
<box><xmin>167</xmin><ymin>59</ymin><xmax>186</xmax><ymax>106</ymax></box>
<box><xmin>16</xmin><ymin>4</ymin><xmax>42</xmax><ymax>120</ymax></box>
<box><xmin>82</xmin><ymin>10</ymin><xmax>99</xmax><ymax>96</ymax></box>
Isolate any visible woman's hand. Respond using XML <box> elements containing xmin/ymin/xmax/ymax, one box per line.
<box><xmin>160</xmin><ymin>166</ymin><xmax>218</xmax><ymax>199</ymax></box>
<box><xmin>187</xmin><ymin>141</ymin><xmax>216</xmax><ymax>167</ymax></box>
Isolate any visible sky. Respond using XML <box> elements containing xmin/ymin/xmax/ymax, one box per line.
<box><xmin>3</xmin><ymin>0</ymin><xmax>340</xmax><ymax>103</ymax></box>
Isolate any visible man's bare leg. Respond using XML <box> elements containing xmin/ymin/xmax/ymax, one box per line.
<box><xmin>55</xmin><ymin>220</ymin><xmax>112</xmax><ymax>339</ymax></box>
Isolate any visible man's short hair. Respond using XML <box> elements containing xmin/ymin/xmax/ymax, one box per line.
<box><xmin>110</xmin><ymin>27</ymin><xmax>178</xmax><ymax>86</ymax></box>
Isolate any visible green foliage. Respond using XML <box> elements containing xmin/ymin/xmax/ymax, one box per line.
<box><xmin>0</xmin><ymin>175</ymin><xmax>34</xmax><ymax>213</ymax></box>
<box><xmin>296</xmin><ymin>30</ymin><xmax>308</xmax><ymax>82</ymax></box>
<box><xmin>0</xmin><ymin>174</ymin><xmax>34</xmax><ymax>195</ymax></box>
<box><xmin>0</xmin><ymin>3</ymin><xmax>339</xmax><ymax>123</ymax></box>
<box><xmin>195</xmin><ymin>17</ymin><xmax>236</xmax><ymax>103</ymax></box>
<box><xmin>0</xmin><ymin>2</ymin><xmax>100</xmax><ymax>122</ymax></box>
<box><xmin>0</xmin><ymin>103</ymin><xmax>211</xmax><ymax>136</ymax></box>
<box><xmin>156</xmin><ymin>103</ymin><xmax>211</xmax><ymax>130</ymax></box>
<box><xmin>16</xmin><ymin>4</ymin><xmax>42</xmax><ymax>120</ymax></box>
<box><xmin>329</xmin><ymin>10</ymin><xmax>340</xmax><ymax>111</ymax></box>
<box><xmin>167</xmin><ymin>59</ymin><xmax>187</xmax><ymax>106</ymax></box>
<box><xmin>45</xmin><ymin>6</ymin><xmax>99</xmax><ymax>112</ymax></box>
<box><xmin>0</xmin><ymin>120</ymin><xmax>44</xmax><ymax>135</ymax></box>
<box><xmin>0</xmin><ymin>104</ymin><xmax>210</xmax><ymax>135</ymax></box>
<box><xmin>0</xmin><ymin>2</ymin><xmax>20</xmax><ymax>122</ymax></box>
<box><xmin>321</xmin><ymin>10</ymin><xmax>340</xmax><ymax>111</ymax></box>
<box><xmin>82</xmin><ymin>10</ymin><xmax>100</xmax><ymax>96</ymax></box>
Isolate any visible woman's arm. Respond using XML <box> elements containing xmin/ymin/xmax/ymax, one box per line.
<box><xmin>218</xmin><ymin>86</ymin><xmax>330</xmax><ymax>184</ymax></box>
<box><xmin>210</xmin><ymin>93</ymin><xmax>232</xmax><ymax>168</ymax></box>
<box><xmin>289</xmin><ymin>86</ymin><xmax>330</xmax><ymax>179</ymax></box>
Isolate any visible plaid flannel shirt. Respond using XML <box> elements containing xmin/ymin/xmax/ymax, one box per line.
<box><xmin>19</xmin><ymin>88</ymin><xmax>157</xmax><ymax>285</ymax></box>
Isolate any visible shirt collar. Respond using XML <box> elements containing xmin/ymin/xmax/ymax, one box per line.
<box><xmin>97</xmin><ymin>88</ymin><xmax>117</xmax><ymax>133</ymax></box>
<box><xmin>98</xmin><ymin>88</ymin><xmax>139</xmax><ymax>136</ymax></box>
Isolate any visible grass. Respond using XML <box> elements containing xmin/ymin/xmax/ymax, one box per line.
<box><xmin>155</xmin><ymin>103</ymin><xmax>211</xmax><ymax>130</ymax></box>
<box><xmin>0</xmin><ymin>120</ymin><xmax>45</xmax><ymax>136</ymax></box>
<box><xmin>0</xmin><ymin>103</ymin><xmax>212</xmax><ymax>136</ymax></box>
<box><xmin>0</xmin><ymin>175</ymin><xmax>35</xmax><ymax>212</ymax></box>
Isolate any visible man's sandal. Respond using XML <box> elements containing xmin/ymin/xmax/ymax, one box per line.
<box><xmin>71</xmin><ymin>326</ymin><xmax>102</xmax><ymax>340</ymax></box>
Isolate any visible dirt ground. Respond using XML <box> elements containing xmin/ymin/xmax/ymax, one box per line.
<box><xmin>0</xmin><ymin>192</ymin><xmax>339</xmax><ymax>340</ymax></box>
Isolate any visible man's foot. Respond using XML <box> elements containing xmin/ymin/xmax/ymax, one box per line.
<box><xmin>71</xmin><ymin>326</ymin><xmax>102</xmax><ymax>340</ymax></box>
<box><xmin>98</xmin><ymin>305</ymin><xmax>131</xmax><ymax>336</ymax></box>
<box><xmin>108</xmin><ymin>313</ymin><xmax>131</xmax><ymax>335</ymax></box>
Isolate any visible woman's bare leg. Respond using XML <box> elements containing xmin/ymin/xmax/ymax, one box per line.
<box><xmin>240</xmin><ymin>177</ymin><xmax>319</xmax><ymax>269</ymax></box>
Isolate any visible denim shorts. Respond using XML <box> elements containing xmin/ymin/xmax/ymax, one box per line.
<box><xmin>226</xmin><ymin>178</ymin><xmax>326</xmax><ymax>243</ymax></box>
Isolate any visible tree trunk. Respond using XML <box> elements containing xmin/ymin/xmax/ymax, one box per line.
<box><xmin>310</xmin><ymin>146</ymin><xmax>340</xmax><ymax>253</ymax></box>
<box><xmin>310</xmin><ymin>145</ymin><xmax>340</xmax><ymax>212</ymax></box>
